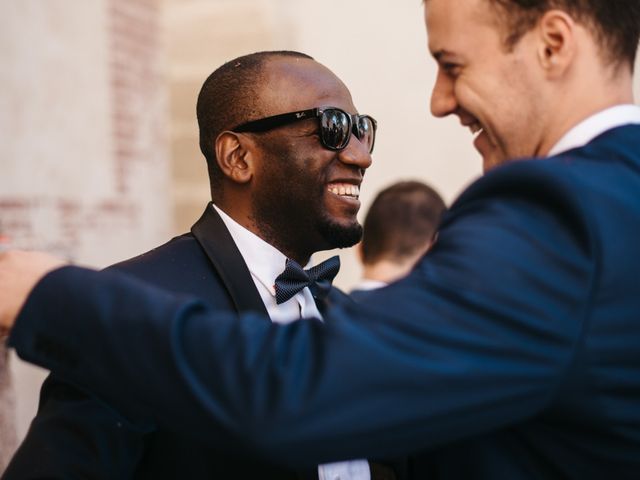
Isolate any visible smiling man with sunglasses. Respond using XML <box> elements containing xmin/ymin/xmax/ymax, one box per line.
<box><xmin>233</xmin><ymin>107</ymin><xmax>376</xmax><ymax>153</ymax></box>
<box><xmin>3</xmin><ymin>51</ymin><xmax>392</xmax><ymax>480</ymax></box>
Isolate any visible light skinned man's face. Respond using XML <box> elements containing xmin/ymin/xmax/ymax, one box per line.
<box><xmin>425</xmin><ymin>0</ymin><xmax>550</xmax><ymax>172</ymax></box>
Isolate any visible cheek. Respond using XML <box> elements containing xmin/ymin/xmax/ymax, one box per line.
<box><xmin>453</xmin><ymin>73</ymin><xmax>494</xmax><ymax>117</ymax></box>
<box><xmin>300</xmin><ymin>151</ymin><xmax>334</xmax><ymax>183</ymax></box>
<box><xmin>458</xmin><ymin>61</ymin><xmax>515</xmax><ymax>115</ymax></box>
<box><xmin>278</xmin><ymin>156</ymin><xmax>326</xmax><ymax>203</ymax></box>
<box><xmin>498</xmin><ymin>88</ymin><xmax>541</xmax><ymax>153</ymax></box>
<box><xmin>462</xmin><ymin>80</ymin><xmax>516</xmax><ymax>139</ymax></box>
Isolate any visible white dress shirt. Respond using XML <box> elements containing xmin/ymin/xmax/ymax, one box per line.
<box><xmin>213</xmin><ymin>204</ymin><xmax>322</xmax><ymax>324</ymax></box>
<box><xmin>351</xmin><ymin>279</ymin><xmax>388</xmax><ymax>292</ymax></box>
<box><xmin>212</xmin><ymin>204</ymin><xmax>371</xmax><ymax>480</ymax></box>
<box><xmin>547</xmin><ymin>104</ymin><xmax>640</xmax><ymax>156</ymax></box>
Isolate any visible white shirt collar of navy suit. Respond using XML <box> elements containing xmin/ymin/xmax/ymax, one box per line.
<box><xmin>547</xmin><ymin>104</ymin><xmax>640</xmax><ymax>156</ymax></box>
<box><xmin>211</xmin><ymin>204</ymin><xmax>373</xmax><ymax>480</ymax></box>
<box><xmin>212</xmin><ymin>204</ymin><xmax>323</xmax><ymax>324</ymax></box>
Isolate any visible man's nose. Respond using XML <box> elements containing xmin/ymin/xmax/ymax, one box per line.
<box><xmin>430</xmin><ymin>71</ymin><xmax>457</xmax><ymax>118</ymax></box>
<box><xmin>338</xmin><ymin>134</ymin><xmax>373</xmax><ymax>171</ymax></box>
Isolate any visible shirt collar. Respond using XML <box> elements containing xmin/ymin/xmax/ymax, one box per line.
<box><xmin>212</xmin><ymin>204</ymin><xmax>313</xmax><ymax>296</ymax></box>
<box><xmin>352</xmin><ymin>279</ymin><xmax>388</xmax><ymax>292</ymax></box>
<box><xmin>547</xmin><ymin>104</ymin><xmax>640</xmax><ymax>157</ymax></box>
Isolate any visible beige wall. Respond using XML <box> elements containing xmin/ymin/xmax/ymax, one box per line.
<box><xmin>164</xmin><ymin>0</ymin><xmax>295</xmax><ymax>234</ymax></box>
<box><xmin>0</xmin><ymin>345</ymin><xmax>17</xmax><ymax>471</ymax></box>
<box><xmin>1</xmin><ymin>0</ymin><xmax>170</xmax><ymax>464</ymax></box>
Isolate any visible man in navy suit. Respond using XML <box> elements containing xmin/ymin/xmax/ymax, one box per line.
<box><xmin>2</xmin><ymin>0</ymin><xmax>640</xmax><ymax>478</ymax></box>
<box><xmin>2</xmin><ymin>51</ymin><xmax>391</xmax><ymax>480</ymax></box>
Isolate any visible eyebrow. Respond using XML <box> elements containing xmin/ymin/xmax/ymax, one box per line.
<box><xmin>432</xmin><ymin>49</ymin><xmax>455</xmax><ymax>62</ymax></box>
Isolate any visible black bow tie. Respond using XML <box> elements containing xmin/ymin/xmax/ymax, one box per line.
<box><xmin>274</xmin><ymin>256</ymin><xmax>340</xmax><ymax>305</ymax></box>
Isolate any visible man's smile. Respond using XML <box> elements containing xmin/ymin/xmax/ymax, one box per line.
<box><xmin>327</xmin><ymin>182</ymin><xmax>360</xmax><ymax>199</ymax></box>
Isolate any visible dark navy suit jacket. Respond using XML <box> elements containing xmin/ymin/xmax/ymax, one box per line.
<box><xmin>10</xmin><ymin>125</ymin><xmax>640</xmax><ymax>479</ymax></box>
<box><xmin>5</xmin><ymin>205</ymin><xmax>353</xmax><ymax>479</ymax></box>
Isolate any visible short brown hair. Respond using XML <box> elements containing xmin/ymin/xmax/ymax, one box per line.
<box><xmin>488</xmin><ymin>0</ymin><xmax>640</xmax><ymax>69</ymax></box>
<box><xmin>361</xmin><ymin>181</ymin><xmax>447</xmax><ymax>265</ymax></box>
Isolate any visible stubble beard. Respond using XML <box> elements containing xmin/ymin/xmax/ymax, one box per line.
<box><xmin>251</xmin><ymin>145</ymin><xmax>363</xmax><ymax>258</ymax></box>
<box><xmin>316</xmin><ymin>213</ymin><xmax>362</xmax><ymax>249</ymax></box>
<box><xmin>251</xmin><ymin>184</ymin><xmax>362</xmax><ymax>260</ymax></box>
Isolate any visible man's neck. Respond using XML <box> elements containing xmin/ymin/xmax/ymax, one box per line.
<box><xmin>362</xmin><ymin>259</ymin><xmax>415</xmax><ymax>284</ymax></box>
<box><xmin>537</xmin><ymin>62</ymin><xmax>635</xmax><ymax>157</ymax></box>
<box><xmin>213</xmin><ymin>201</ymin><xmax>312</xmax><ymax>265</ymax></box>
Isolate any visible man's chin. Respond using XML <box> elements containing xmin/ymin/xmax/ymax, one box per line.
<box><xmin>318</xmin><ymin>218</ymin><xmax>363</xmax><ymax>249</ymax></box>
<box><xmin>475</xmin><ymin>135</ymin><xmax>507</xmax><ymax>173</ymax></box>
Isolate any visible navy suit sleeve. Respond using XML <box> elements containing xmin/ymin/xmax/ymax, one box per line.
<box><xmin>2</xmin><ymin>375</ymin><xmax>148</xmax><ymax>479</ymax></box>
<box><xmin>8</xmin><ymin>166</ymin><xmax>596</xmax><ymax>467</ymax></box>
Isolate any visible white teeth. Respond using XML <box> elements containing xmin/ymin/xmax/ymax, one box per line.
<box><xmin>328</xmin><ymin>183</ymin><xmax>360</xmax><ymax>198</ymax></box>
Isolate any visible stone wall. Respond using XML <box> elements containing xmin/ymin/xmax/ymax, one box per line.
<box><xmin>0</xmin><ymin>345</ymin><xmax>17</xmax><ymax>472</ymax></box>
<box><xmin>0</xmin><ymin>0</ymin><xmax>170</xmax><ymax>468</ymax></box>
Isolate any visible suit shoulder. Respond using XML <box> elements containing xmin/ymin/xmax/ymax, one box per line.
<box><xmin>456</xmin><ymin>126</ymin><xmax>640</xmax><ymax>212</ymax></box>
<box><xmin>104</xmin><ymin>233</ymin><xmax>220</xmax><ymax>292</ymax></box>
<box><xmin>107</xmin><ymin>233</ymin><xmax>197</xmax><ymax>272</ymax></box>
<box><xmin>445</xmin><ymin>156</ymin><xmax>599</xmax><ymax>261</ymax></box>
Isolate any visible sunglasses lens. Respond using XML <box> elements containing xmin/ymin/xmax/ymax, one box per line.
<box><xmin>320</xmin><ymin>109</ymin><xmax>350</xmax><ymax>150</ymax></box>
<box><xmin>356</xmin><ymin>116</ymin><xmax>376</xmax><ymax>153</ymax></box>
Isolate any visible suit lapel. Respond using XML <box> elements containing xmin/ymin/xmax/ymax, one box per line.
<box><xmin>191</xmin><ymin>203</ymin><xmax>269</xmax><ymax>318</ymax></box>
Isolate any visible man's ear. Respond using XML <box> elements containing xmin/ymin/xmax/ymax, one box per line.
<box><xmin>536</xmin><ymin>9</ymin><xmax>576</xmax><ymax>77</ymax></box>
<box><xmin>214</xmin><ymin>131</ymin><xmax>256</xmax><ymax>184</ymax></box>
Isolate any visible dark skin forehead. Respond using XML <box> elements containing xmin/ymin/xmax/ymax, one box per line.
<box><xmin>256</xmin><ymin>57</ymin><xmax>357</xmax><ymax>116</ymax></box>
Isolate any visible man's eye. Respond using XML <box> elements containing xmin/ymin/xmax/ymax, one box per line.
<box><xmin>441</xmin><ymin>63</ymin><xmax>460</xmax><ymax>76</ymax></box>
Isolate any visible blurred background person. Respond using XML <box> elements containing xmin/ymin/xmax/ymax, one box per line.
<box><xmin>352</xmin><ymin>180</ymin><xmax>446</xmax><ymax>297</ymax></box>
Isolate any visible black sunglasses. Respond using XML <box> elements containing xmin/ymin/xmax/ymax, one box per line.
<box><xmin>232</xmin><ymin>107</ymin><xmax>377</xmax><ymax>153</ymax></box>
